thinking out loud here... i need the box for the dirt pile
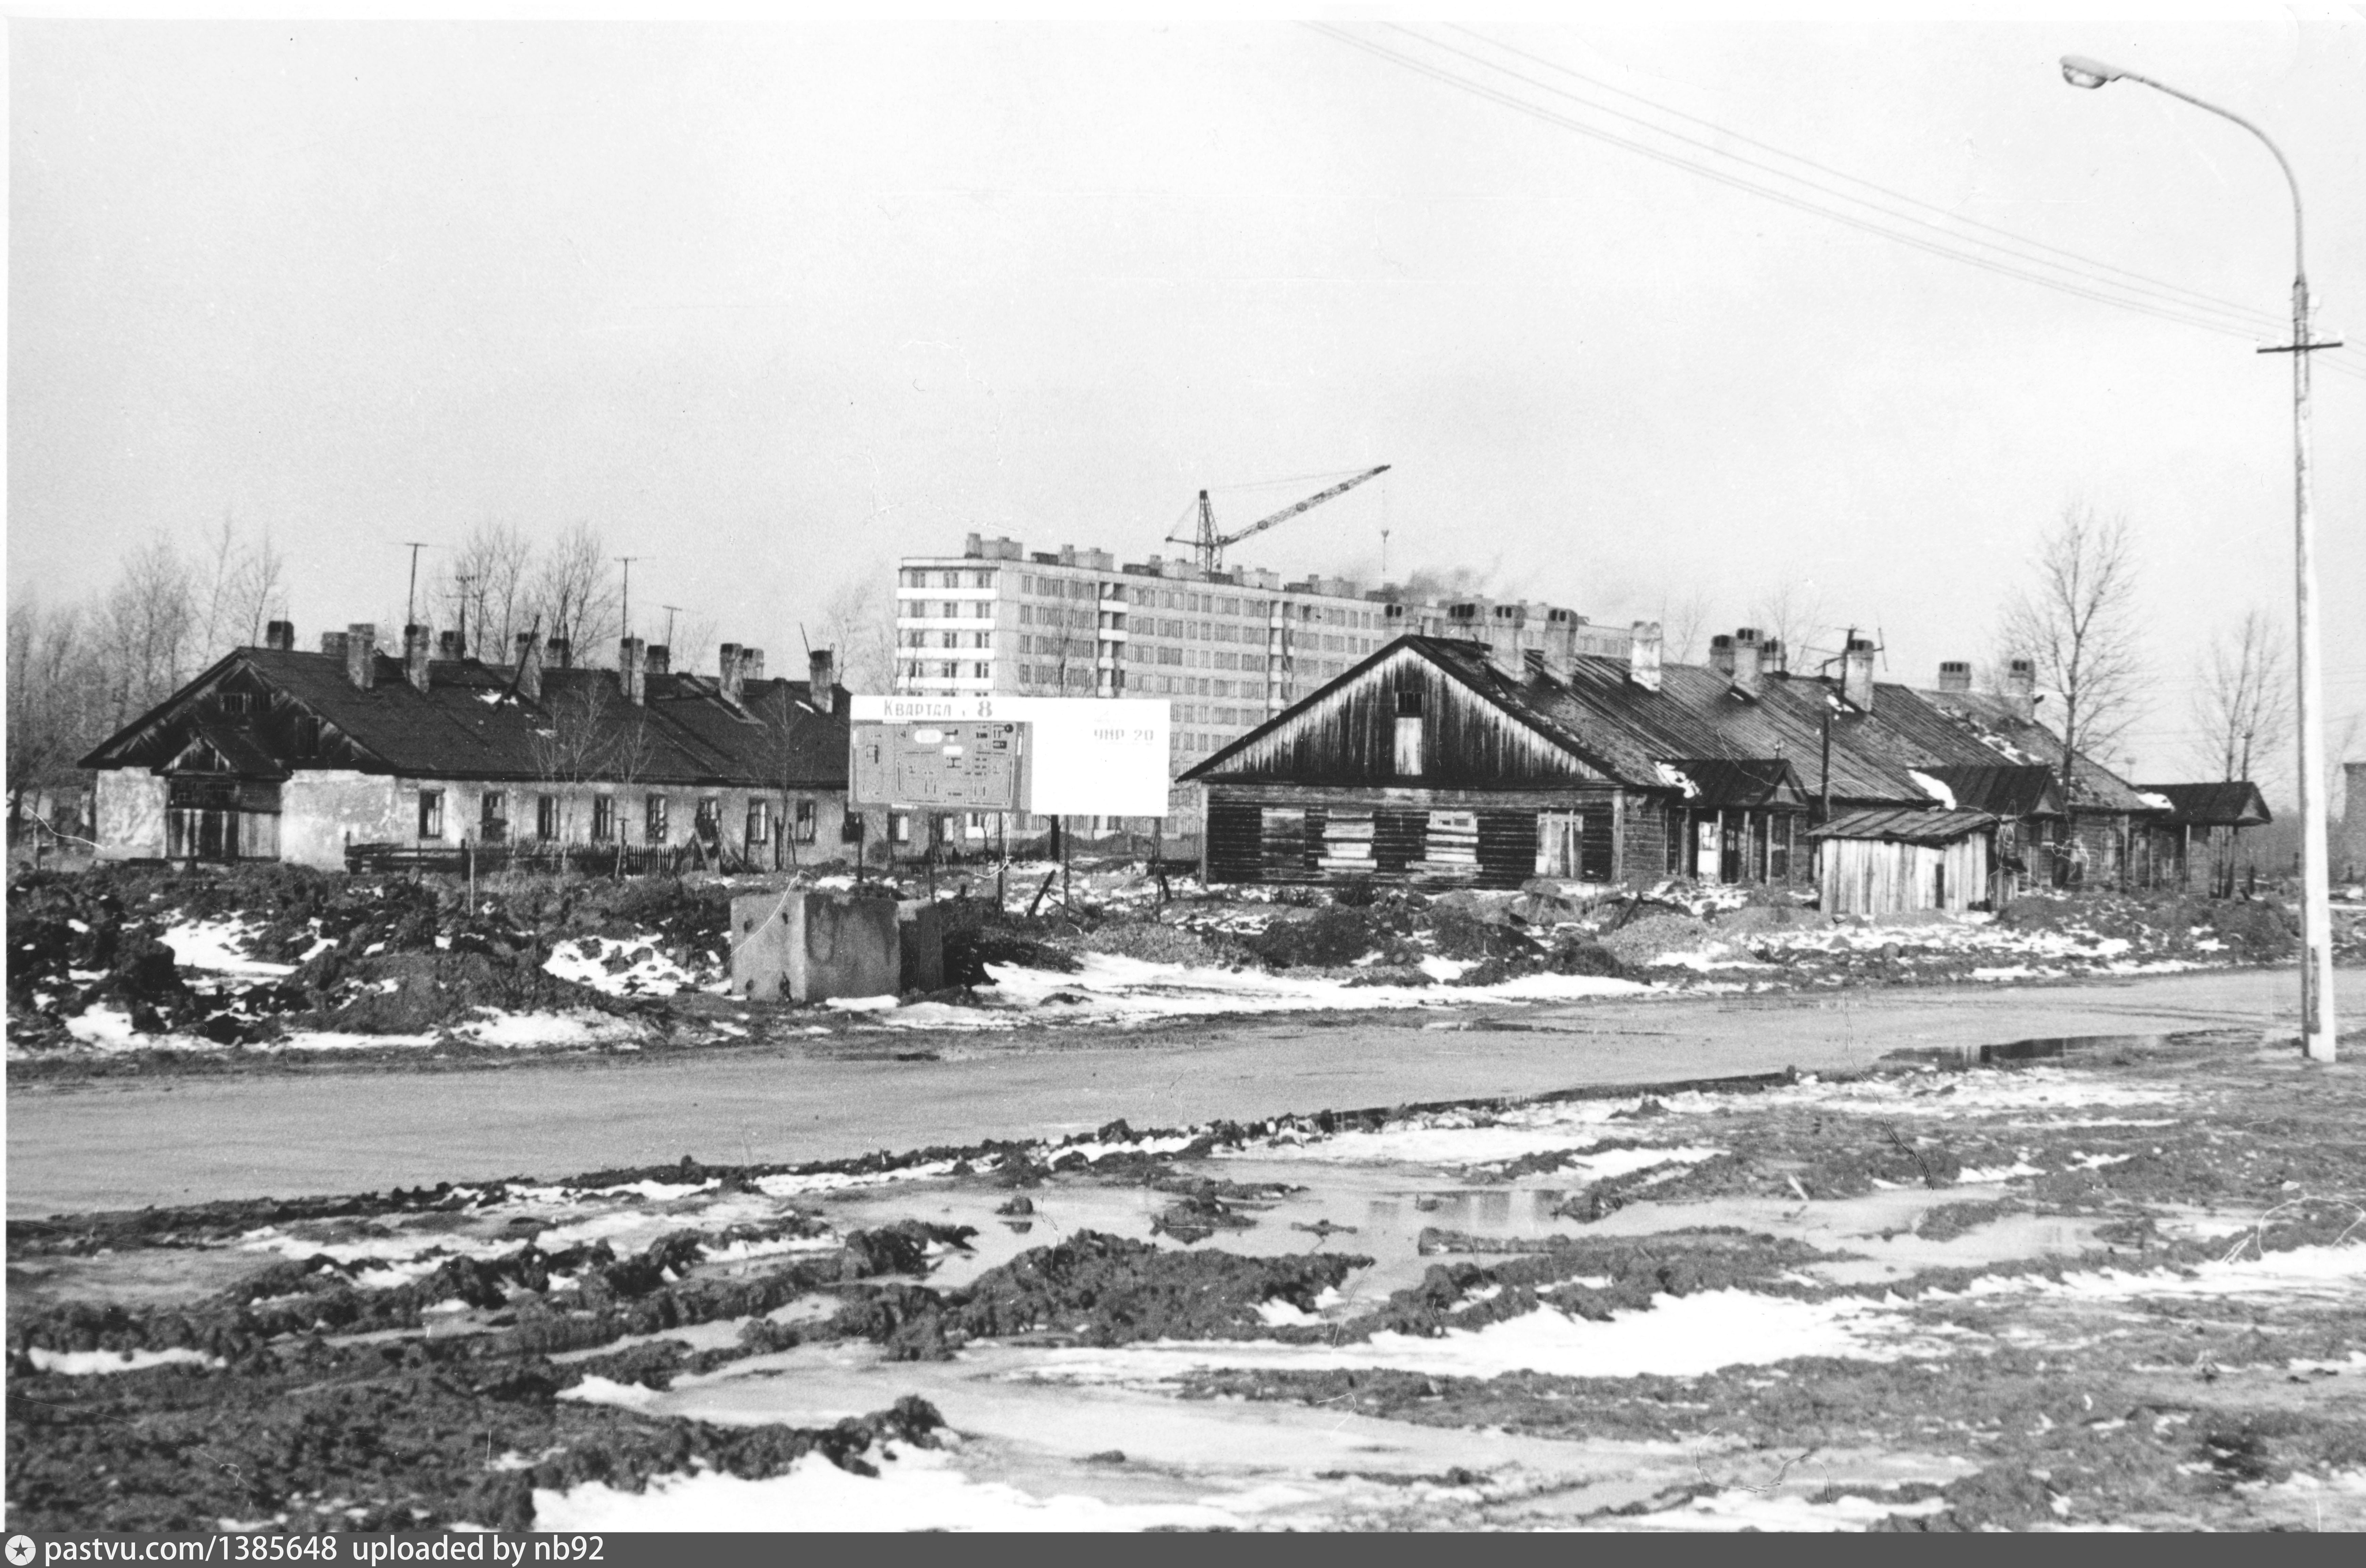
[1994,889,2296,962]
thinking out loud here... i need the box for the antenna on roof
[399,542,433,629]
[616,557,643,638]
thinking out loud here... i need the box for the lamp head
[2060,55,2122,89]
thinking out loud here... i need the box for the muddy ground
[11,860,2355,1086]
[9,1028,2363,1532]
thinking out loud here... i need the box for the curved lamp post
[2061,54,2339,1063]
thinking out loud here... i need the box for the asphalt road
[9,967,2360,1218]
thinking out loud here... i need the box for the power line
[1306,24,2366,386]
[1442,23,2324,346]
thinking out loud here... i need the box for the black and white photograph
[6,3,2365,1538]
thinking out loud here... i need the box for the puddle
[1884,1033,2169,1068]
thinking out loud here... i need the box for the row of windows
[899,630,995,649]
[905,600,994,620]
[897,661,995,681]
[417,789,818,846]
[1016,605,1104,629]
[900,569,998,590]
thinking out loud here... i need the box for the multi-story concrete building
[894,532,1629,835]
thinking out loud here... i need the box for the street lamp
[2060,55,2340,1063]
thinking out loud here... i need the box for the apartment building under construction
[894,532,1629,833]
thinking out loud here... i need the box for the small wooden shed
[1812,807,1997,917]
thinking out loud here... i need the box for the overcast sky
[10,12,2363,791]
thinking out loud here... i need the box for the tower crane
[1166,464,1390,575]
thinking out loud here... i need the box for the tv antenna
[400,542,433,629]
[616,556,643,639]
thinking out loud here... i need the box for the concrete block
[898,899,945,993]
[731,890,899,1003]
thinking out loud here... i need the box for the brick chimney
[646,644,670,677]
[1522,647,1549,683]
[403,624,432,692]
[1937,660,1972,693]
[718,643,742,705]
[437,630,463,660]
[1731,628,1763,691]
[619,637,646,706]
[1842,637,1877,712]
[514,631,542,701]
[346,624,377,690]
[265,620,295,652]
[546,636,571,669]
[742,647,764,682]
[2003,657,2037,721]
[1762,637,1787,677]
[1709,634,1736,677]
[1628,620,1663,693]
[807,649,833,712]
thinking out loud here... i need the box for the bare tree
[96,536,197,725]
[816,571,897,694]
[528,522,620,664]
[7,597,109,836]
[1997,503,2147,803]
[436,521,533,660]
[2189,608,2290,787]
[1750,577,1826,668]
[1658,587,1713,665]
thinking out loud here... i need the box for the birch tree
[1997,504,2147,803]
[2188,608,2290,787]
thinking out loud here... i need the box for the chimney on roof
[1937,660,1972,694]
[1843,637,1877,712]
[1628,620,1663,693]
[619,637,646,705]
[1731,627,1763,691]
[718,643,743,705]
[2003,657,2037,721]
[646,644,670,677]
[346,624,377,690]
[809,649,835,713]
[546,636,571,669]
[403,624,432,693]
[742,647,763,681]
[1762,637,1787,677]
[964,531,984,558]
[1522,648,1549,683]
[437,630,463,660]
[264,620,294,652]
[514,631,542,701]
[1709,634,1736,677]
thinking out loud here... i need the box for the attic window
[293,715,323,754]
[218,692,253,717]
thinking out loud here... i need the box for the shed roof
[1809,807,1999,844]
[2133,781,2273,828]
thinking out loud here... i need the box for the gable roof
[81,646,850,790]
[1184,634,2161,819]
[2134,781,2272,828]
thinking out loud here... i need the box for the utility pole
[2061,55,2341,1063]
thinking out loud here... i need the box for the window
[418,789,445,839]
[536,795,560,842]
[746,798,770,845]
[593,795,615,842]
[646,794,669,844]
[479,790,507,843]
[218,691,253,716]
[696,797,720,838]
[890,812,912,844]
[972,663,992,680]
[971,570,995,589]
[794,799,817,843]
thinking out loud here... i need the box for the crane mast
[1170,464,1392,574]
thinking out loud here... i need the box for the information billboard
[847,695,1171,817]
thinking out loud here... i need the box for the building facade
[81,621,867,871]
[895,532,1629,834]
